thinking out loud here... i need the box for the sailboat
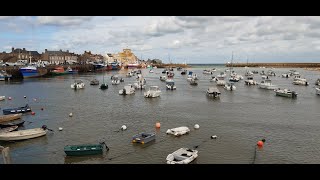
[100,74,108,90]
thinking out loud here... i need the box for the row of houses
[0,47,106,65]
[0,47,162,66]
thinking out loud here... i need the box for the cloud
[144,17,183,37]
[37,16,94,26]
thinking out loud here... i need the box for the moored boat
[0,96,5,101]
[274,88,297,98]
[19,65,47,78]
[132,132,155,144]
[316,87,320,95]
[144,86,161,98]
[0,125,48,141]
[0,126,18,134]
[166,126,190,136]
[206,87,221,98]
[64,142,109,156]
[3,104,31,115]
[90,79,99,85]
[166,148,198,164]
[0,113,22,123]
[0,120,25,128]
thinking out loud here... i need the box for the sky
[0,16,320,64]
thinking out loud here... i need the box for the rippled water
[0,66,319,164]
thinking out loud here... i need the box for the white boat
[0,96,5,101]
[245,70,253,76]
[126,72,134,77]
[293,79,309,86]
[315,79,320,86]
[71,80,85,89]
[216,79,226,86]
[203,70,213,75]
[274,88,298,98]
[259,79,277,90]
[166,126,190,136]
[119,84,135,95]
[217,72,226,78]
[166,148,198,164]
[316,87,320,95]
[293,75,307,81]
[282,73,291,78]
[0,127,47,141]
[149,69,154,73]
[160,76,167,81]
[144,86,161,98]
[134,78,146,89]
[111,79,120,85]
[166,79,176,90]
[189,78,198,86]
[206,87,221,98]
[244,76,257,85]
[224,82,236,91]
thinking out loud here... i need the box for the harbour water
[0,65,320,164]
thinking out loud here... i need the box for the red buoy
[257,141,264,147]
[31,112,35,115]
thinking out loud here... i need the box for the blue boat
[132,132,156,144]
[19,66,46,78]
[3,104,31,115]
[110,62,121,70]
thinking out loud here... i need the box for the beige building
[112,49,138,65]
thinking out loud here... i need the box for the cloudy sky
[0,16,320,63]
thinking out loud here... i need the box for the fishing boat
[51,66,67,76]
[259,79,277,90]
[66,66,78,74]
[206,87,221,98]
[0,120,25,128]
[90,79,99,85]
[100,75,108,90]
[119,84,135,95]
[0,96,5,101]
[166,126,190,136]
[144,86,161,98]
[181,70,187,75]
[0,125,48,141]
[244,76,257,85]
[132,132,155,144]
[166,79,176,90]
[224,82,236,91]
[0,113,22,123]
[3,104,31,115]
[19,65,47,78]
[316,87,320,95]
[189,78,198,86]
[160,76,167,81]
[166,148,198,164]
[64,142,109,156]
[0,126,18,134]
[71,80,85,89]
[274,88,297,98]
[315,78,320,86]
[293,79,309,86]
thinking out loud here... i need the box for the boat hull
[0,128,46,141]
[64,144,103,156]
[0,113,22,123]
[19,69,46,78]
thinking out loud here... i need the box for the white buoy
[211,135,217,139]
[24,96,27,98]
[59,127,63,131]
[121,125,127,130]
[69,113,73,117]
[194,124,200,129]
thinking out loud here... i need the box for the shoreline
[226,63,320,68]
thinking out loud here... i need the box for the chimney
[23,48,26,51]
[67,50,69,53]
[12,47,14,52]
[60,49,62,52]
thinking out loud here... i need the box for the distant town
[0,47,164,68]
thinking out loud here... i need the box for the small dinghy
[64,142,109,156]
[166,126,190,136]
[0,120,25,128]
[0,125,18,134]
[0,113,22,123]
[0,96,5,101]
[90,79,99,85]
[132,132,155,144]
[166,148,198,164]
[0,125,48,141]
[3,104,31,115]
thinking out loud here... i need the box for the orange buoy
[8,97,12,100]
[156,122,161,128]
[257,141,264,147]
[31,112,35,115]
